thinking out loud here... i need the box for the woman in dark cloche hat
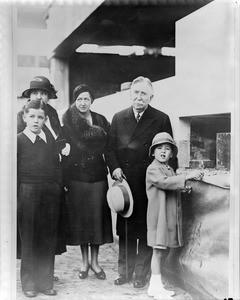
[62,84,113,281]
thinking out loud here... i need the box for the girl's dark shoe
[79,264,90,279]
[90,264,106,280]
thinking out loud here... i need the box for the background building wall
[91,0,234,169]
[46,1,104,56]
[92,0,234,132]
[16,3,51,111]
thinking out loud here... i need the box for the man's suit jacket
[106,105,173,239]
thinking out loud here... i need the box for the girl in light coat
[146,132,202,300]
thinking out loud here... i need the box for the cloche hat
[107,179,134,218]
[73,84,95,102]
[149,132,178,158]
[22,76,58,99]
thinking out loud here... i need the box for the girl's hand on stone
[186,170,203,181]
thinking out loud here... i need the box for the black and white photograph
[0,0,239,299]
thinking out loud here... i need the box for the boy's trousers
[18,182,61,292]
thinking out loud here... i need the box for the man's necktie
[136,113,141,122]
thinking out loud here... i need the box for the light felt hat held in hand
[107,179,134,218]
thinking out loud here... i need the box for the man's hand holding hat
[113,168,127,182]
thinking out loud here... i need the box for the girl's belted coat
[146,159,186,248]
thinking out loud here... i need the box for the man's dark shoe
[133,276,146,288]
[114,274,128,285]
[23,290,37,298]
[43,289,57,296]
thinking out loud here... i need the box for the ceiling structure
[51,0,214,99]
[53,0,213,58]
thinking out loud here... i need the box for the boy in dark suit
[17,100,61,297]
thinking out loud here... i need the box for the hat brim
[22,88,58,99]
[107,179,134,218]
[149,141,178,158]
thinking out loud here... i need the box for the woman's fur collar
[62,104,107,154]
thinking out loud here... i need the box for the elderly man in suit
[106,76,173,288]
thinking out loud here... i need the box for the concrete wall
[91,0,234,149]
[165,179,230,299]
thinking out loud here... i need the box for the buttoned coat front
[146,159,186,248]
[106,105,173,239]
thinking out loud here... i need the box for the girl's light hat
[149,132,178,158]
[107,179,134,218]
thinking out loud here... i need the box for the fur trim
[62,104,107,155]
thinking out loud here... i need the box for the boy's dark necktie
[35,135,42,143]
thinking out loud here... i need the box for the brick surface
[216,133,231,170]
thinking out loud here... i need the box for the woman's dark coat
[62,104,110,183]
[106,105,173,239]
[61,105,112,244]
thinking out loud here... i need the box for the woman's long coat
[62,105,110,183]
[106,105,173,239]
[146,159,185,248]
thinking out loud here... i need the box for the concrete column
[177,117,191,168]
[0,3,16,300]
[49,57,69,111]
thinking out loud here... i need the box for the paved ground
[17,242,193,300]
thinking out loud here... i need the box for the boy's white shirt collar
[23,127,47,143]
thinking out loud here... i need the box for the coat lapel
[129,105,156,143]
[123,107,138,136]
